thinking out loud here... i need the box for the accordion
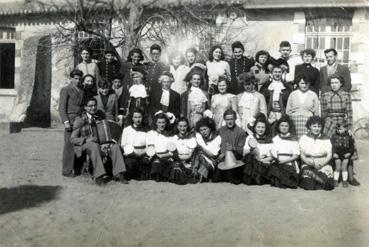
[92,120,122,144]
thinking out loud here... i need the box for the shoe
[115,173,128,184]
[334,180,339,187]
[95,176,109,186]
[62,172,76,178]
[348,178,360,186]
[342,181,349,188]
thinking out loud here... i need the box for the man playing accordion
[71,98,128,185]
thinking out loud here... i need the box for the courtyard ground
[0,130,368,247]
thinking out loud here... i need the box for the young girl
[210,76,238,129]
[169,117,198,185]
[180,70,210,129]
[128,68,149,116]
[331,121,356,187]
[268,115,300,188]
[243,113,273,185]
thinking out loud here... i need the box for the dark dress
[145,61,170,97]
[228,56,255,95]
[266,134,300,189]
[294,63,320,95]
[243,135,273,185]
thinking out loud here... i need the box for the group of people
[59,40,360,189]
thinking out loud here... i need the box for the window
[0,27,16,89]
[304,8,354,68]
[0,43,15,89]
[305,21,352,67]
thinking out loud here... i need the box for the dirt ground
[0,130,368,247]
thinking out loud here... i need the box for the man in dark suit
[145,44,170,97]
[59,69,85,177]
[150,71,180,119]
[320,48,351,93]
[98,48,120,83]
[71,98,128,185]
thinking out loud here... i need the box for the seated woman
[210,76,239,129]
[180,70,210,129]
[168,117,198,185]
[193,117,221,182]
[146,112,174,182]
[121,108,150,180]
[299,116,334,190]
[243,113,273,185]
[94,79,117,121]
[267,115,300,189]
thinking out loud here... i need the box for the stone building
[0,0,368,134]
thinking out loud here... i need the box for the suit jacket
[294,63,320,95]
[94,93,117,121]
[150,88,180,118]
[259,79,292,114]
[59,84,85,124]
[320,63,351,93]
[228,56,255,94]
[98,59,120,82]
[70,110,106,157]
[145,61,170,96]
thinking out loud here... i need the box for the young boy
[331,121,356,187]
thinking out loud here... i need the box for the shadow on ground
[0,185,62,215]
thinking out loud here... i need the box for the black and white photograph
[0,0,369,246]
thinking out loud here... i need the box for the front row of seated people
[72,95,356,189]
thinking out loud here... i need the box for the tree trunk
[121,1,143,59]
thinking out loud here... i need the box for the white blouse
[195,133,221,157]
[206,60,230,85]
[146,130,171,154]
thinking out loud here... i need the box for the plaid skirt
[323,116,345,138]
[267,163,299,189]
[290,115,309,140]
